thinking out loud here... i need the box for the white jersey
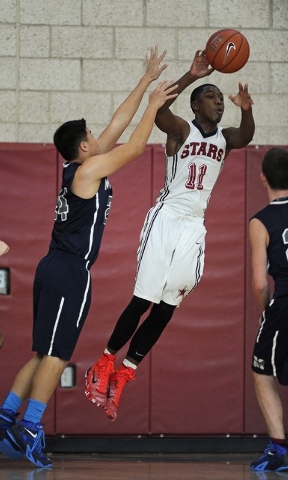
[156,120,227,217]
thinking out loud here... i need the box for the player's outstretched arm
[0,329,4,348]
[155,49,213,134]
[73,81,178,198]
[97,46,168,154]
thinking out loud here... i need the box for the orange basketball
[205,29,250,74]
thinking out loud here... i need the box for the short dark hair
[53,118,88,161]
[190,83,219,110]
[262,148,288,190]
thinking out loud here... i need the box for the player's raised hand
[144,45,168,81]
[190,49,214,78]
[228,82,254,110]
[149,80,178,109]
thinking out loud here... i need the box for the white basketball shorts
[134,204,206,306]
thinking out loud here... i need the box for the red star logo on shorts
[177,286,189,298]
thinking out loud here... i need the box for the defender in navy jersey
[86,48,255,422]
[51,164,112,265]
[0,46,178,468]
[249,148,288,472]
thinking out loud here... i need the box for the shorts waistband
[48,248,92,270]
[160,204,204,223]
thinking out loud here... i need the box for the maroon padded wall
[0,143,57,434]
[1,143,287,437]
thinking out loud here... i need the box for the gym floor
[1,453,287,480]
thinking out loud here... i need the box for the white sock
[104,348,114,356]
[123,359,137,370]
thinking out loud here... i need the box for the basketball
[205,29,250,74]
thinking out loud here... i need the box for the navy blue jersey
[251,198,288,297]
[49,162,113,267]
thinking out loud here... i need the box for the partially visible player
[0,240,9,349]
[249,148,288,472]
[0,240,9,256]
[85,48,255,422]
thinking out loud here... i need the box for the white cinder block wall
[0,0,287,145]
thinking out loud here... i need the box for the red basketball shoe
[105,364,136,421]
[85,353,116,408]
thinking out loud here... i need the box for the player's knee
[130,295,151,315]
[156,301,176,323]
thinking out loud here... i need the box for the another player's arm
[249,218,270,311]
[0,240,9,256]
[223,82,255,152]
[96,46,168,154]
[72,81,178,198]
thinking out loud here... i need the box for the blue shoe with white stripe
[251,442,288,471]
[7,420,52,468]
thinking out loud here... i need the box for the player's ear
[191,100,199,112]
[79,140,88,153]
[260,172,268,187]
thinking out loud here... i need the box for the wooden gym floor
[1,453,288,480]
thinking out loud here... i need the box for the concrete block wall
[0,0,287,145]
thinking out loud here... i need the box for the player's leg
[29,355,68,405]
[85,295,151,406]
[84,206,167,407]
[7,355,67,468]
[5,353,43,403]
[162,219,206,305]
[134,206,177,304]
[0,354,43,460]
[105,300,176,421]
[107,296,152,353]
[8,253,90,468]
[126,300,176,363]
[253,373,284,439]
[250,372,288,471]
[104,210,188,420]
[251,297,288,471]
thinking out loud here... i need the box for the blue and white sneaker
[251,442,288,471]
[7,420,52,468]
[0,408,23,460]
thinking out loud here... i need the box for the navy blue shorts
[251,294,288,385]
[32,250,92,360]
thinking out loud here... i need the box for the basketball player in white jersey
[85,49,255,421]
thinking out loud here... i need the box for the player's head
[53,118,88,161]
[190,84,224,124]
[190,84,222,112]
[262,148,288,190]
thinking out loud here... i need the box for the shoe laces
[97,355,114,381]
[31,428,45,454]
[109,368,135,406]
[22,422,46,454]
